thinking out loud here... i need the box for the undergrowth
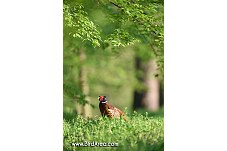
[63,112,164,151]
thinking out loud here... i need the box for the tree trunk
[143,60,159,111]
[133,57,160,112]
[77,49,92,117]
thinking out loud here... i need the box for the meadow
[63,111,164,151]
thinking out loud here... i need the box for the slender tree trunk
[77,49,92,117]
[133,57,160,111]
[143,60,159,111]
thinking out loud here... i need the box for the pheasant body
[98,96,126,120]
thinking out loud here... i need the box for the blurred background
[63,0,164,118]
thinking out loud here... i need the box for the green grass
[63,112,164,151]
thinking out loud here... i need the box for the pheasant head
[99,95,107,103]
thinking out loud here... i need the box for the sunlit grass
[63,111,164,151]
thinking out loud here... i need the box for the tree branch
[109,1,122,9]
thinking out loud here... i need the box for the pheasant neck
[100,101,107,104]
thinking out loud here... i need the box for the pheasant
[98,96,126,121]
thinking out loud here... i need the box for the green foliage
[63,4,102,47]
[63,0,164,51]
[63,112,164,151]
[105,29,139,47]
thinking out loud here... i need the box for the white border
[165,0,227,151]
[0,1,63,151]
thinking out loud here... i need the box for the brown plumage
[98,96,126,121]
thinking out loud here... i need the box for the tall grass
[63,111,164,151]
